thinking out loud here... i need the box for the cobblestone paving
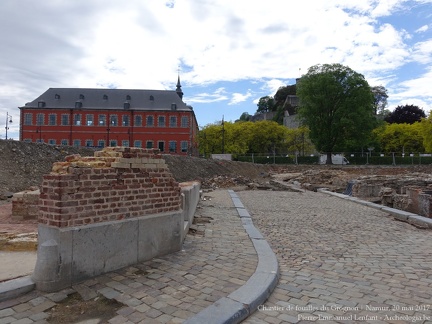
[0,190,257,324]
[238,190,432,324]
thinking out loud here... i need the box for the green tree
[297,63,375,164]
[374,123,425,153]
[371,85,388,115]
[384,104,426,124]
[248,120,288,153]
[198,120,292,156]
[272,84,297,124]
[237,112,252,122]
[285,126,314,156]
[419,115,432,152]
[256,96,275,113]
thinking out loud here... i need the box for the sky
[1,0,431,140]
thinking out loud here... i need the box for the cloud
[229,90,253,105]
[389,66,432,112]
[186,88,229,104]
[415,25,429,33]
[411,39,432,64]
[1,0,432,138]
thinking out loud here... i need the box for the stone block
[71,220,139,283]
[138,212,182,262]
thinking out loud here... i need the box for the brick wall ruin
[38,147,181,228]
[32,146,200,292]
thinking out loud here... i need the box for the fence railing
[233,152,432,165]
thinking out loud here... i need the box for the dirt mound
[0,140,285,197]
[162,154,281,184]
[2,139,432,196]
[0,140,95,195]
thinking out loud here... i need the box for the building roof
[21,88,193,112]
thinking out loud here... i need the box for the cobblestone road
[238,189,432,323]
[0,190,257,324]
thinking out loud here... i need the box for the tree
[272,85,297,125]
[238,112,252,122]
[256,96,275,113]
[371,85,388,115]
[385,104,426,124]
[374,123,425,153]
[297,63,375,164]
[419,115,432,152]
[198,120,293,156]
[285,126,314,156]
[248,120,288,154]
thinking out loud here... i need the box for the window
[123,102,130,109]
[158,116,165,127]
[103,94,108,100]
[134,140,142,148]
[149,95,154,101]
[99,115,106,126]
[61,139,68,146]
[48,139,56,145]
[126,95,131,100]
[122,140,129,147]
[169,141,177,153]
[169,116,177,127]
[38,101,45,108]
[146,141,153,149]
[122,115,130,126]
[79,94,85,100]
[55,94,60,99]
[181,116,189,128]
[36,138,44,143]
[74,114,82,126]
[48,114,56,126]
[24,113,32,125]
[61,114,69,126]
[73,139,80,147]
[98,140,105,148]
[171,103,177,111]
[146,115,154,127]
[158,141,165,152]
[181,141,188,153]
[36,113,44,125]
[109,140,117,147]
[86,114,94,126]
[75,101,82,108]
[110,115,118,126]
[24,138,32,143]
[85,140,94,147]
[135,115,142,127]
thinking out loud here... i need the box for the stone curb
[184,190,279,324]
[317,188,432,229]
[0,276,35,302]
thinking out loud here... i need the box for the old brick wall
[12,189,40,220]
[39,147,181,228]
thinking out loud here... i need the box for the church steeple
[176,74,184,100]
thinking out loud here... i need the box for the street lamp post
[36,125,42,142]
[5,112,12,140]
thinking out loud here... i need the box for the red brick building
[19,78,199,155]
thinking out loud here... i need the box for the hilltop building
[19,77,199,155]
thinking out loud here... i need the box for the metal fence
[234,152,432,165]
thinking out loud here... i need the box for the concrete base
[32,211,183,292]
[180,182,201,241]
[30,181,201,293]
[0,277,35,302]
